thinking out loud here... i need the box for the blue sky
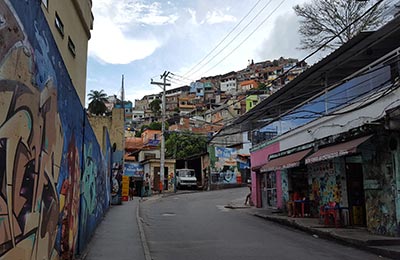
[85,0,315,106]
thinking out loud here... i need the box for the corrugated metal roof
[219,15,400,136]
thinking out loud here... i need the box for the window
[55,12,64,37]
[68,36,76,57]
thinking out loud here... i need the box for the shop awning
[305,135,372,164]
[260,149,312,172]
[251,165,263,171]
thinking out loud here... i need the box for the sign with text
[124,162,144,178]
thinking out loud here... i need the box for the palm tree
[88,89,108,115]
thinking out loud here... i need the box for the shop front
[259,148,312,210]
[304,135,373,227]
[250,141,280,208]
[124,161,145,197]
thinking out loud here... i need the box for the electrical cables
[182,0,265,77]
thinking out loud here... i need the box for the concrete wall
[0,1,110,258]
[362,134,398,236]
[88,108,125,153]
[276,81,400,151]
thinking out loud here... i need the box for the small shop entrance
[346,163,366,226]
[261,171,277,208]
[288,167,308,199]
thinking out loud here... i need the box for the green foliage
[88,89,108,115]
[165,131,207,159]
[149,98,161,117]
[149,122,162,130]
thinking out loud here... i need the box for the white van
[176,169,197,189]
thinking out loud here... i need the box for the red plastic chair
[320,202,339,227]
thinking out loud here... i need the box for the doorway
[154,167,160,191]
[261,171,277,208]
[346,163,366,226]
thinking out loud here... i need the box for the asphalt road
[140,187,385,260]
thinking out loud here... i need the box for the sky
[86,0,318,106]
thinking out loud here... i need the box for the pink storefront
[250,142,280,208]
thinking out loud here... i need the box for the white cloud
[89,0,178,64]
[187,8,198,25]
[89,16,161,64]
[204,10,237,24]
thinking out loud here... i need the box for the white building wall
[277,88,400,151]
[220,79,237,92]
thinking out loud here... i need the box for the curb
[137,202,152,260]
[252,213,400,259]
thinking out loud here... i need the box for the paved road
[140,188,385,260]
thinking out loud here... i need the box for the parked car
[176,169,197,189]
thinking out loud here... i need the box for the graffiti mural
[111,163,123,205]
[210,146,239,184]
[0,0,111,259]
[307,160,342,207]
[363,138,398,236]
[78,120,110,252]
[0,2,63,259]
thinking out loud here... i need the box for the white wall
[277,88,400,151]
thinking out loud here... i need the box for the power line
[182,0,265,77]
[170,72,196,83]
[167,74,191,85]
[215,56,397,138]
[225,0,386,129]
[185,0,274,79]
[199,0,287,77]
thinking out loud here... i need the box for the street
[140,188,385,260]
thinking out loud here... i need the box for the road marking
[162,213,176,216]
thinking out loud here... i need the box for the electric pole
[150,71,171,192]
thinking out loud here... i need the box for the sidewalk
[226,201,400,259]
[82,199,146,260]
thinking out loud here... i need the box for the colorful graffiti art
[211,146,239,184]
[1,1,111,259]
[0,2,64,259]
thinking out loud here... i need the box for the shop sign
[124,162,144,178]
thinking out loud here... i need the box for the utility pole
[150,71,171,192]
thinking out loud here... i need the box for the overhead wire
[214,59,397,138]
[227,0,386,129]
[187,0,276,79]
[199,0,287,77]
[182,0,265,77]
[162,0,388,140]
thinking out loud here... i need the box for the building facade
[250,16,400,236]
[41,0,93,105]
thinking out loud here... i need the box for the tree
[149,98,161,117]
[165,131,207,160]
[88,89,108,115]
[294,0,389,51]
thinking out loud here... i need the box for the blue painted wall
[0,1,111,259]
